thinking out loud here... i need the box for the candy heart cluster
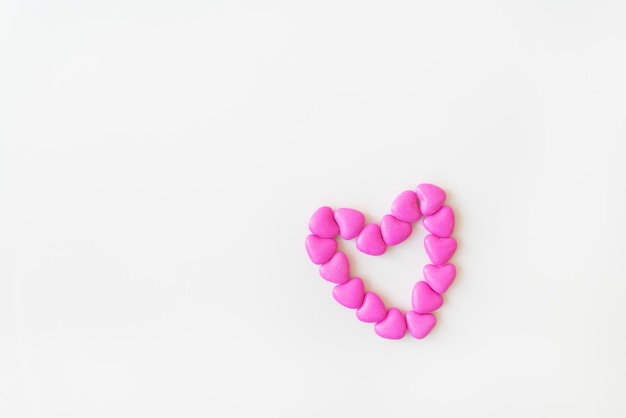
[305,183,457,340]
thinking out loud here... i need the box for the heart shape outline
[305,183,458,340]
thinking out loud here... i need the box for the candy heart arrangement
[305,183,457,340]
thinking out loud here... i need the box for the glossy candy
[305,183,458,340]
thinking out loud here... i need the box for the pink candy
[423,205,455,237]
[423,264,456,294]
[332,277,365,309]
[411,281,443,313]
[415,183,446,216]
[308,206,339,238]
[305,183,458,340]
[424,234,457,265]
[334,208,365,240]
[305,234,337,265]
[356,292,387,323]
[406,312,437,339]
[319,252,350,284]
[380,214,412,246]
[390,190,421,222]
[374,308,407,340]
[356,224,386,255]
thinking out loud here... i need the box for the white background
[1,1,625,417]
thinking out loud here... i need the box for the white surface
[1,1,626,417]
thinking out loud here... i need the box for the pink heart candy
[374,308,407,340]
[406,312,437,339]
[423,205,455,238]
[356,292,387,323]
[319,252,350,284]
[334,208,365,240]
[332,277,365,309]
[411,281,443,313]
[423,263,456,294]
[309,206,340,238]
[356,224,386,256]
[305,183,458,340]
[305,234,337,265]
[415,183,446,216]
[380,214,412,246]
[390,190,421,223]
[424,234,457,265]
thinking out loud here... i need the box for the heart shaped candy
[380,214,412,246]
[356,292,387,323]
[332,277,365,309]
[319,252,350,284]
[390,190,421,222]
[356,224,386,256]
[406,312,437,339]
[423,264,456,294]
[305,183,458,340]
[374,308,407,340]
[423,205,455,238]
[411,281,443,313]
[334,208,365,240]
[415,183,446,216]
[305,234,337,265]
[424,235,457,265]
[309,206,339,238]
